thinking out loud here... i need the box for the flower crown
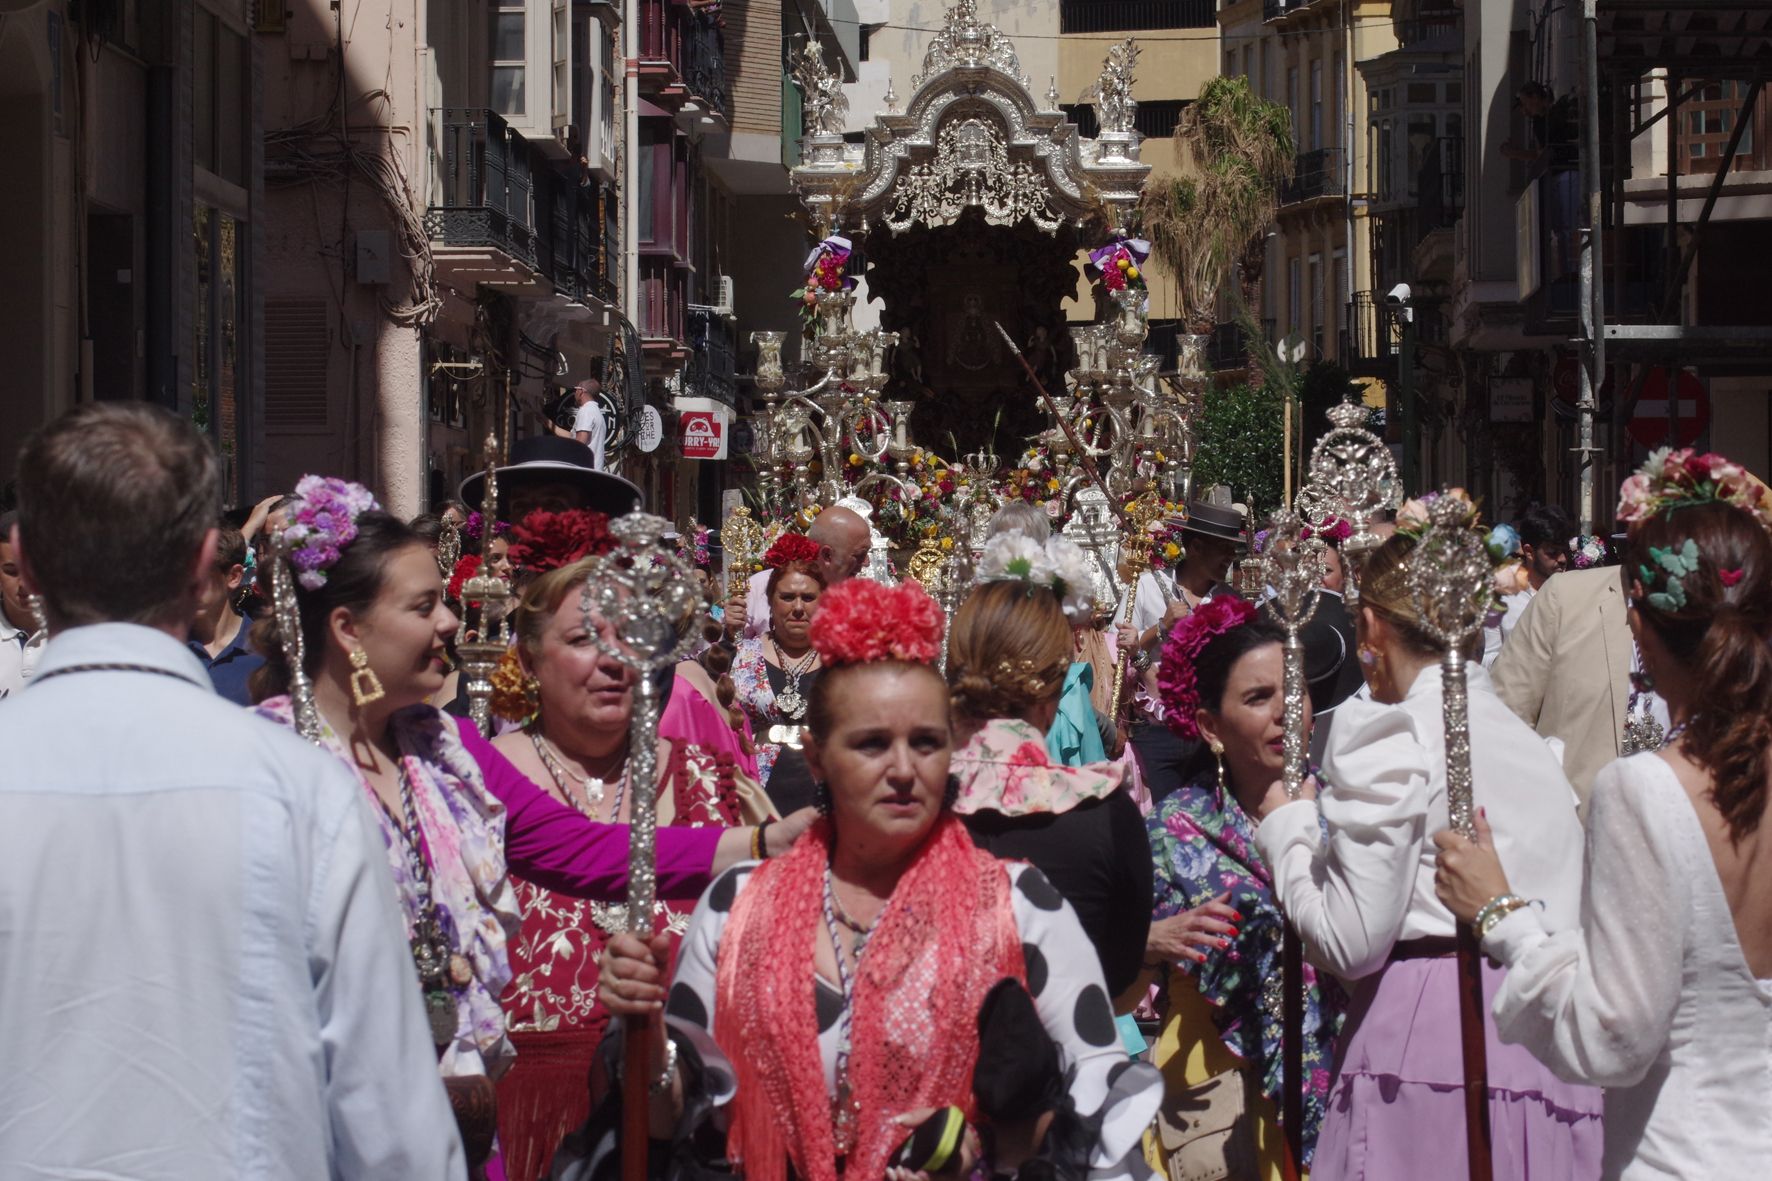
[763,532,823,569]
[1156,596,1259,740]
[808,579,945,666]
[1570,534,1609,570]
[976,533,1096,625]
[1617,447,1772,533]
[277,475,380,590]
[505,509,617,574]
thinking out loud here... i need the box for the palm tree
[1139,76,1294,331]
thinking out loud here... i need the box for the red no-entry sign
[1628,367,1709,449]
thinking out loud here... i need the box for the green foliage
[1193,381,1287,516]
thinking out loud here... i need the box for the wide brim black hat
[1181,500,1249,545]
[458,435,643,519]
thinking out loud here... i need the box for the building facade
[0,0,265,505]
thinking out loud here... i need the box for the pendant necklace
[822,866,885,1155]
[532,730,627,816]
[1621,643,1666,757]
[372,763,472,1047]
[772,636,818,721]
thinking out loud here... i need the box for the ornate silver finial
[579,513,705,933]
[1094,39,1140,136]
[1295,395,1401,599]
[1406,495,1493,838]
[792,41,848,136]
[914,0,1028,89]
[883,76,899,115]
[1046,75,1061,110]
[1257,509,1326,800]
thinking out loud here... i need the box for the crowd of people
[1,400,1767,1181]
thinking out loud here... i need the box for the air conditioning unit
[712,274,736,318]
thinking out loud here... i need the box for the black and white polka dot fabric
[666,860,1161,1180]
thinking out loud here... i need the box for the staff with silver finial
[1255,506,1326,1174]
[1295,396,1401,606]
[269,538,324,743]
[1406,492,1498,1181]
[578,512,704,1181]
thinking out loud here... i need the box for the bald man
[737,505,871,640]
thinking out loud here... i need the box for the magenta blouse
[457,724,724,901]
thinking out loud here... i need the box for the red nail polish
[1227,927,1240,938]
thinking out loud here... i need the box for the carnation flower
[762,532,822,569]
[277,475,380,589]
[1156,596,1259,740]
[808,579,945,666]
[447,553,483,603]
[978,533,1053,585]
[1043,535,1097,626]
[505,509,617,574]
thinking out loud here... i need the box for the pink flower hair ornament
[276,475,381,590]
[1156,596,1260,741]
[1617,447,1772,534]
[808,579,945,667]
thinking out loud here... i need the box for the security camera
[1385,283,1412,305]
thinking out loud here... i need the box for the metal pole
[1575,0,1606,533]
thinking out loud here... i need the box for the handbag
[1153,1067,1259,1181]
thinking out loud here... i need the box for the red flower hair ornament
[505,509,617,574]
[763,532,823,569]
[446,553,483,603]
[808,579,945,667]
[1157,596,1261,740]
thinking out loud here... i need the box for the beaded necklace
[822,866,885,1154]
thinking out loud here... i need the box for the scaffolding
[1575,1,1772,529]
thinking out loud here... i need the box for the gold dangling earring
[1210,740,1227,794]
[349,647,386,706]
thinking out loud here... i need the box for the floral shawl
[950,717,1122,817]
[1147,772,1346,1162]
[257,697,521,1079]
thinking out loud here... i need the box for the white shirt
[572,399,608,471]
[743,567,771,640]
[0,623,465,1180]
[1486,755,1772,1178]
[1256,661,1586,982]
[1128,568,1174,638]
[0,605,38,700]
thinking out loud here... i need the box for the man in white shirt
[0,510,42,699]
[1,403,463,1179]
[564,379,609,470]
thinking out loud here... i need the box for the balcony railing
[639,258,687,342]
[687,306,738,407]
[1059,0,1214,33]
[1395,8,1459,46]
[1283,147,1345,205]
[1341,291,1396,373]
[427,108,538,268]
[1415,135,1464,231]
[426,109,618,305]
[637,0,727,117]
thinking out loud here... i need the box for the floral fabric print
[950,717,1122,817]
[732,637,786,784]
[1147,773,1347,1163]
[503,744,741,1039]
[257,698,521,1079]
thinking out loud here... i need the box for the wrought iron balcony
[637,0,727,118]
[1395,7,1460,46]
[1341,291,1397,377]
[1059,0,1214,33]
[1283,147,1345,206]
[687,306,738,408]
[426,109,538,270]
[536,172,619,309]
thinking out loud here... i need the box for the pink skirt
[1312,953,1604,1180]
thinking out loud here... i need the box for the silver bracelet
[1473,893,1530,940]
[648,1033,679,1095]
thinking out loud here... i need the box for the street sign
[1488,376,1535,423]
[635,405,664,453]
[1627,367,1709,449]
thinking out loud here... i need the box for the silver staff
[269,536,323,743]
[1257,508,1326,800]
[1405,491,1497,1181]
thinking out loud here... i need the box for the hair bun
[808,579,945,667]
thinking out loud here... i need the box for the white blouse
[1484,754,1772,1179]
[1256,661,1586,981]
[666,859,1161,1180]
